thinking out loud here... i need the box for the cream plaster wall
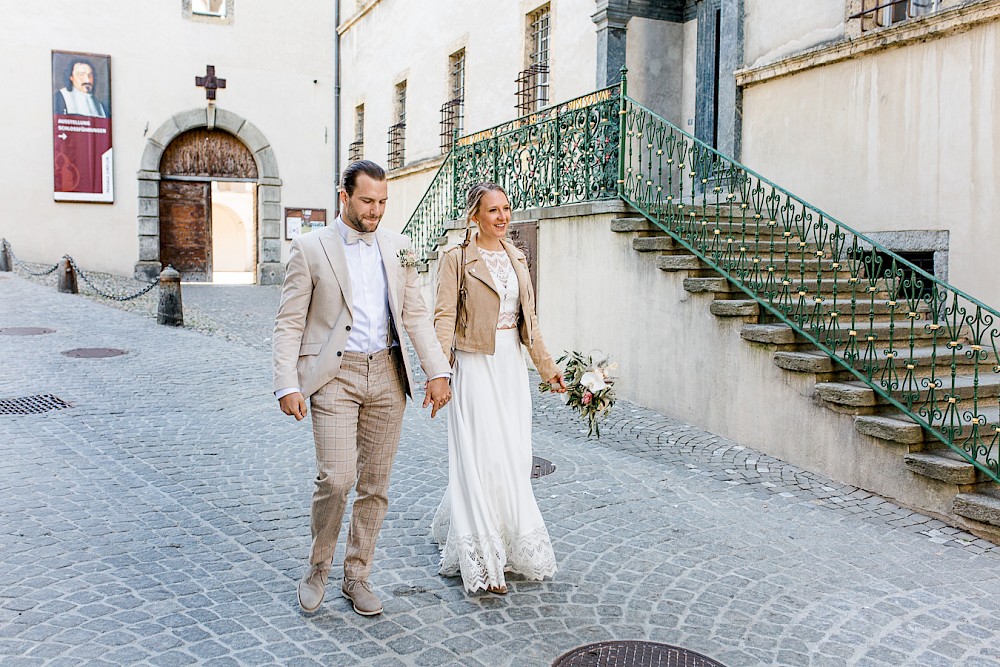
[741,22,1000,305]
[743,0,845,68]
[2,0,336,275]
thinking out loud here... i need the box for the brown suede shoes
[297,564,329,613]
[342,579,383,616]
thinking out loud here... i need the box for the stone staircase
[611,210,1000,542]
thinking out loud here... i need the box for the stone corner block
[138,236,160,262]
[134,261,162,282]
[255,147,279,177]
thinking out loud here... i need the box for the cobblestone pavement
[2,273,1000,667]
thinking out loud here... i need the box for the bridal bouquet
[539,350,617,438]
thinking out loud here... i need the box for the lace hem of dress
[433,511,557,592]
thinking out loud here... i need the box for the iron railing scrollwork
[402,86,620,260]
[617,71,1000,484]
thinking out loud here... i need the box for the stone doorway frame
[134,108,283,285]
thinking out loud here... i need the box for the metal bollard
[57,257,78,294]
[0,239,11,272]
[157,266,183,326]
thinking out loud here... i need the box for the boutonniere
[397,248,419,267]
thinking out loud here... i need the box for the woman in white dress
[431,183,567,594]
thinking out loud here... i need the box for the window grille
[388,82,406,169]
[518,5,550,113]
[851,0,940,31]
[349,105,364,162]
[440,50,466,153]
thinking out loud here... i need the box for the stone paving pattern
[2,272,1000,666]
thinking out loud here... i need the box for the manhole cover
[553,642,727,667]
[61,348,128,358]
[0,327,55,335]
[531,456,555,479]
[0,394,74,415]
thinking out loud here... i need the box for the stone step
[904,450,979,485]
[815,373,1000,408]
[773,350,835,373]
[734,277,892,297]
[741,323,798,345]
[954,489,1000,528]
[710,299,760,317]
[632,236,680,252]
[742,321,942,350]
[683,277,737,294]
[657,255,709,272]
[855,414,926,444]
[611,217,659,233]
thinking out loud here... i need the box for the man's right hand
[279,392,308,421]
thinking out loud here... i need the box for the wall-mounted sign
[285,208,327,240]
[52,50,113,203]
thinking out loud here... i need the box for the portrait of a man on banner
[51,50,114,202]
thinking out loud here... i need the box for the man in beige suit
[273,160,451,616]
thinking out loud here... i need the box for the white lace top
[480,248,520,329]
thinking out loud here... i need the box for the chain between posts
[2,239,159,301]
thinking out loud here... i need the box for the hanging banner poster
[52,51,114,202]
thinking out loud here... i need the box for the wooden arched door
[158,129,258,282]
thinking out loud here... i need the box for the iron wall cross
[195,65,227,100]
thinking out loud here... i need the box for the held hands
[547,373,568,393]
[279,392,309,421]
[423,377,452,418]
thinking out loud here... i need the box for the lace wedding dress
[431,248,557,592]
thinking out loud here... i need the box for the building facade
[3,1,338,284]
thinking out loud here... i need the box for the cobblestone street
[2,274,1000,666]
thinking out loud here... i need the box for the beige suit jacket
[272,224,450,399]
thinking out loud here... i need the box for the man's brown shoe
[342,579,383,616]
[297,565,329,613]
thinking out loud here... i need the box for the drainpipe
[334,0,341,212]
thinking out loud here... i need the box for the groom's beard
[342,201,382,233]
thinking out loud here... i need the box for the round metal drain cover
[61,348,128,359]
[531,456,555,479]
[553,641,727,667]
[0,327,55,336]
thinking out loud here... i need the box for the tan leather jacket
[434,234,559,381]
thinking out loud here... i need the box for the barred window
[517,5,550,115]
[440,49,466,153]
[388,82,406,169]
[349,105,364,163]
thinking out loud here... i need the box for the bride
[431,182,567,594]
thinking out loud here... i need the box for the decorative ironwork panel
[347,140,363,163]
[619,79,1000,484]
[403,87,619,265]
[440,98,463,154]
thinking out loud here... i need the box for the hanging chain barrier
[2,238,59,276]
[615,68,1000,484]
[2,239,159,301]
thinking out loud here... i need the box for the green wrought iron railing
[402,86,620,258]
[616,71,1000,484]
[401,70,1000,485]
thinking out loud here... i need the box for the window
[192,0,227,17]
[440,49,466,153]
[388,82,406,169]
[517,5,550,114]
[854,0,940,32]
[349,105,364,162]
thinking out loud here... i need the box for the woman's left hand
[547,373,567,393]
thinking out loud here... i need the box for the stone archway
[134,108,284,285]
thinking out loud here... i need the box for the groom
[273,160,452,616]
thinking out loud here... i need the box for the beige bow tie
[346,227,376,246]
